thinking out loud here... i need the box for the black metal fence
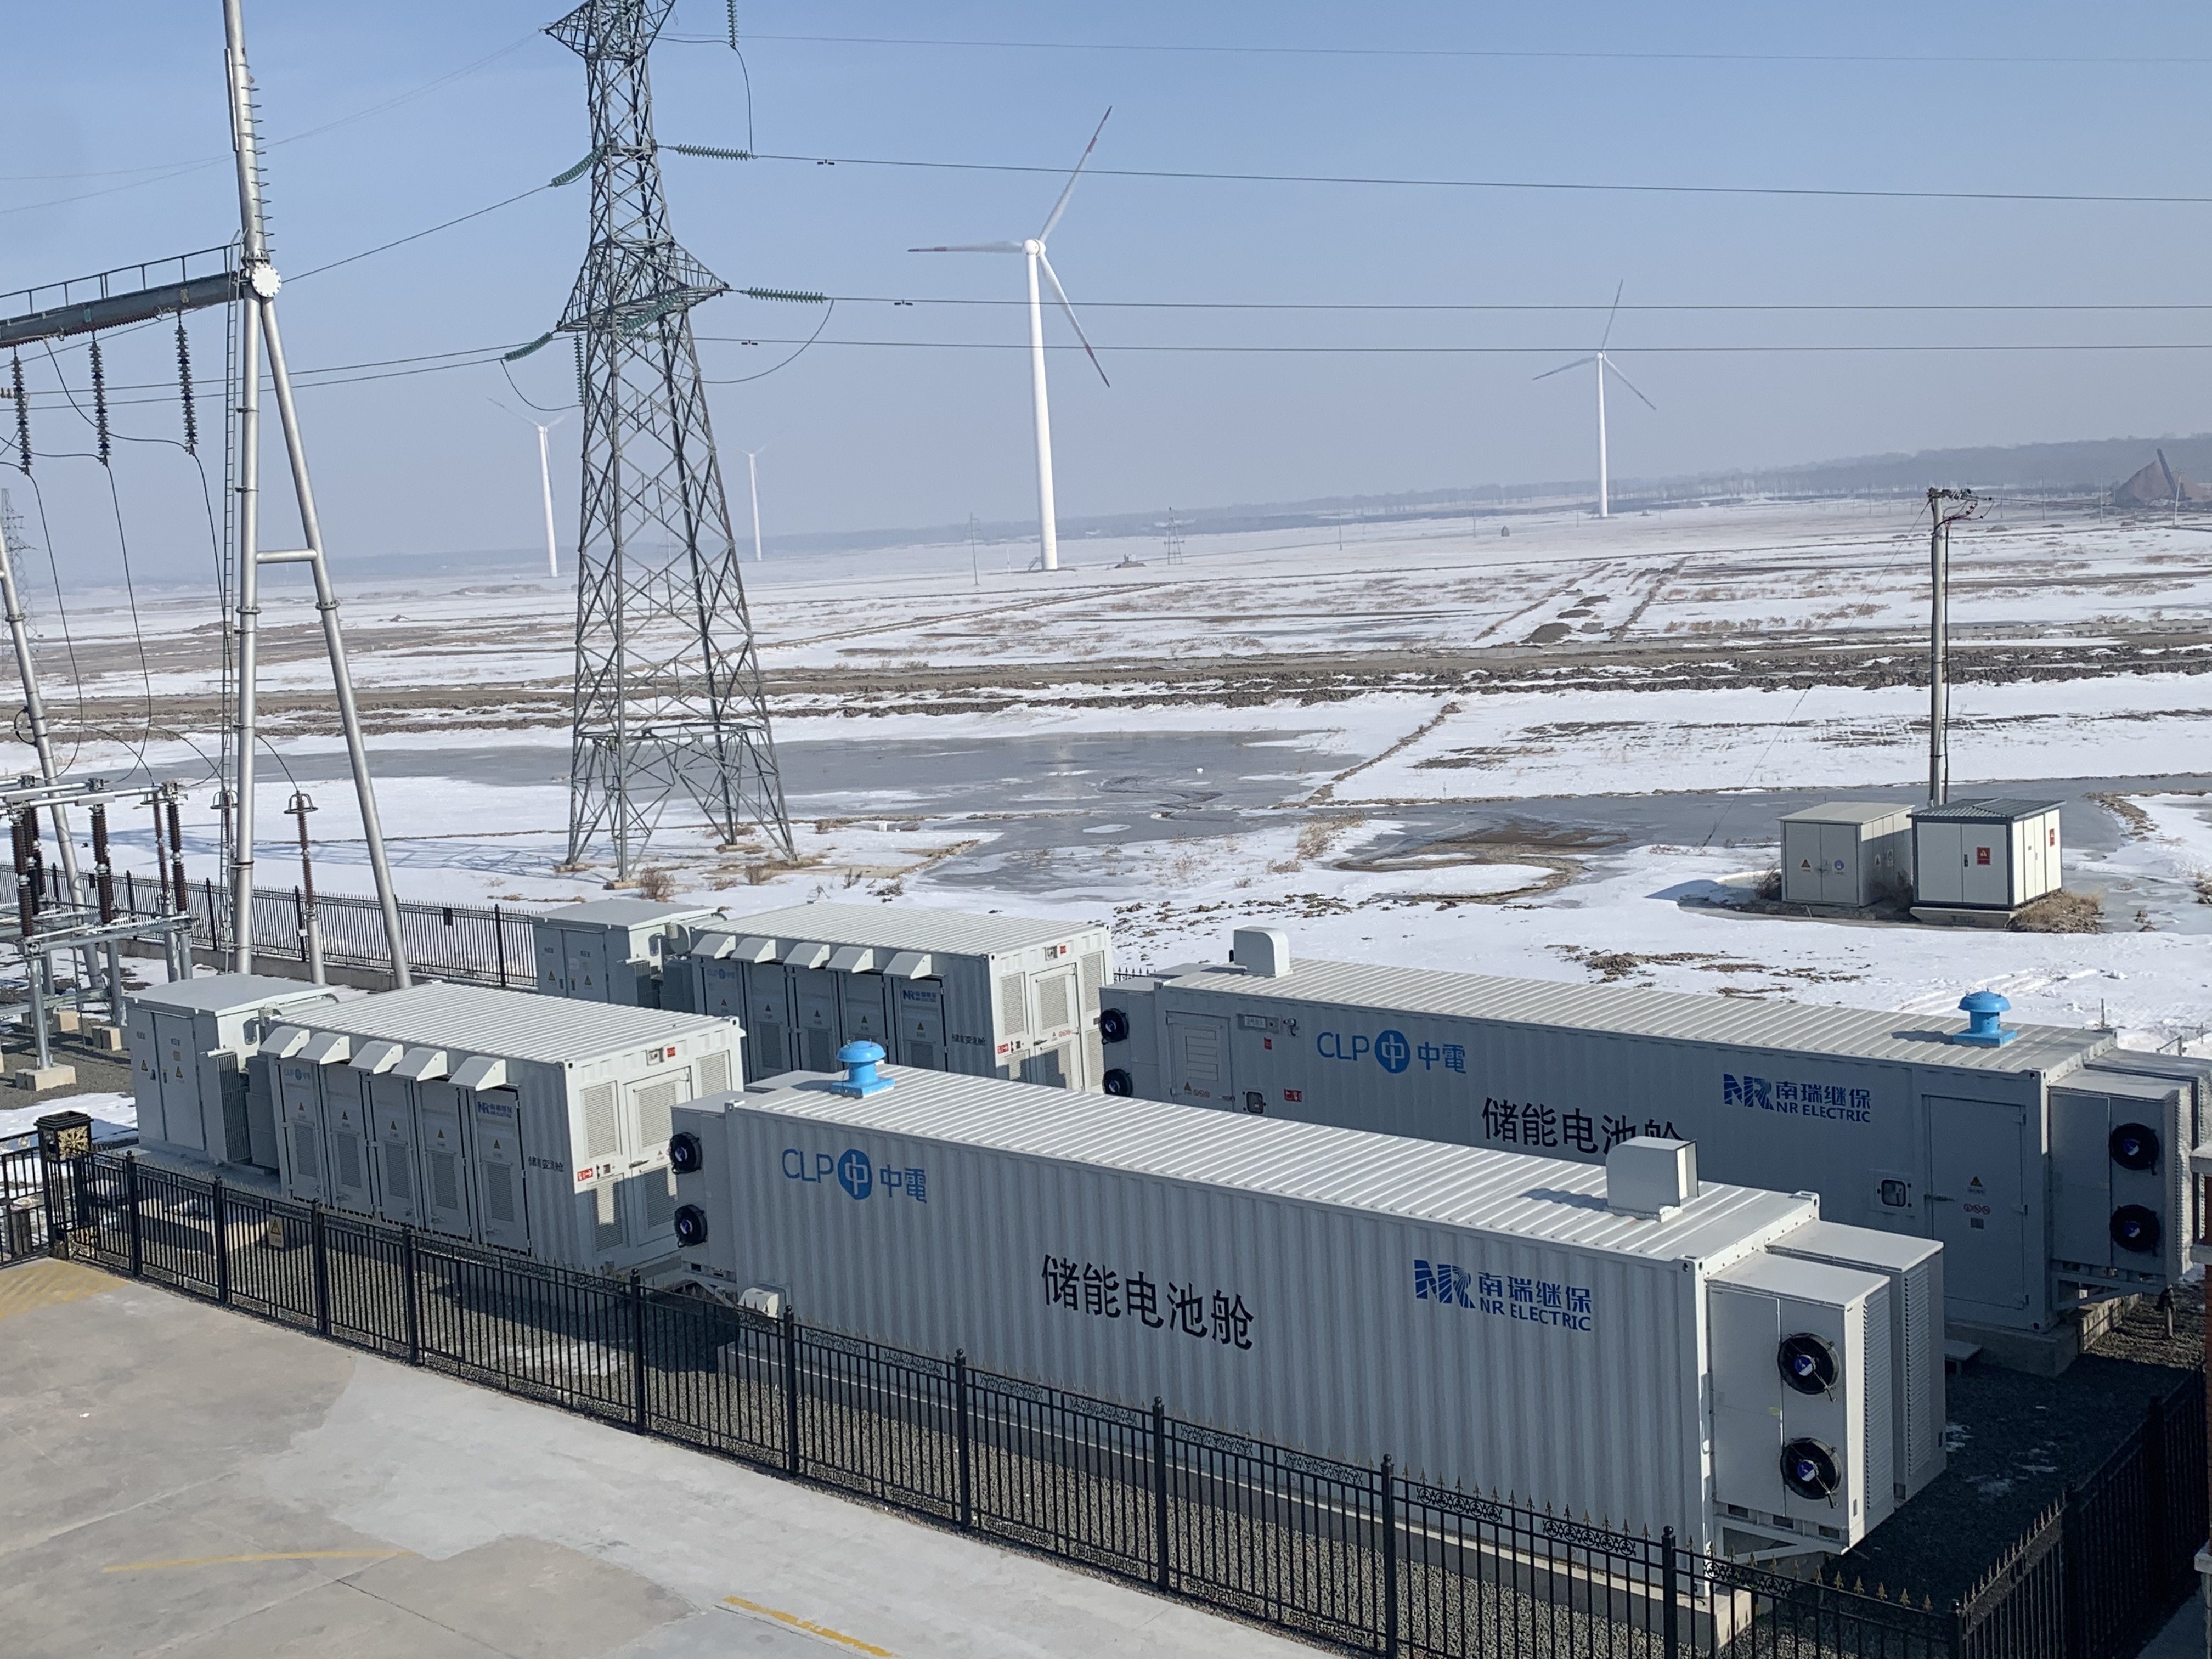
[35,868,541,988]
[1949,1367,2207,1659]
[26,1146,1989,1659]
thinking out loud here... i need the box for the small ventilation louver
[998,974,1027,1037]
[634,1077,682,1147]
[429,1150,461,1214]
[292,1124,320,1182]
[484,1163,516,1225]
[1039,974,1071,1032]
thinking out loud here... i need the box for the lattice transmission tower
[550,0,794,877]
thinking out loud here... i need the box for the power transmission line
[664,31,2212,69]
[686,147,2212,208]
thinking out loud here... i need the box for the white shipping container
[665,902,1110,1089]
[262,983,740,1272]
[1102,931,2200,1370]
[1909,798,2063,910]
[673,1068,1938,1558]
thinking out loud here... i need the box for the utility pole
[551,0,794,877]
[223,0,410,985]
[1926,487,1977,806]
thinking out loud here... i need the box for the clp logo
[1375,1029,1412,1074]
[837,1149,873,1200]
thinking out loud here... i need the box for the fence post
[1380,1456,1397,1658]
[122,1153,143,1276]
[2144,1391,2171,1594]
[401,1225,421,1365]
[1152,1397,1171,1594]
[954,1348,973,1530]
[2057,1483,2081,1659]
[311,1201,330,1336]
[630,1271,650,1432]
[494,905,508,989]
[1661,1525,1679,1659]
[211,1177,230,1305]
[781,1306,802,1475]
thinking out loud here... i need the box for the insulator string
[88,335,110,466]
[9,354,26,475]
[176,315,198,454]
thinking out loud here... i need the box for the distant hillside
[753,431,2212,558]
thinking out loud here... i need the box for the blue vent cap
[831,1039,893,1096]
[1953,990,2019,1047]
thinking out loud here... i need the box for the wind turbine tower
[1535,282,1656,518]
[912,112,1113,572]
[549,0,794,874]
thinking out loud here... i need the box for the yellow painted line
[0,1259,115,1323]
[723,1594,895,1656]
[102,1550,413,1574]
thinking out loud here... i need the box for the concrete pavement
[0,1261,1314,1658]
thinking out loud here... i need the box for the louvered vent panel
[634,1077,682,1147]
[699,1051,732,1096]
[583,1081,619,1159]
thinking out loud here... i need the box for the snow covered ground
[13,495,2212,1053]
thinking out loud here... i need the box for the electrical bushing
[830,1039,894,1097]
[1951,989,2018,1047]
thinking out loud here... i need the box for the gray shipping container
[126,974,355,1172]
[262,983,741,1272]
[673,1068,1944,1560]
[1102,932,2200,1371]
[1778,802,1913,907]
[534,898,721,1006]
[664,901,1110,1090]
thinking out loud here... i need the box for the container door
[1166,1013,1235,1106]
[1818,823,1856,906]
[792,967,842,1071]
[744,963,796,1075]
[1928,1097,2030,1311]
[1032,968,1079,1047]
[896,981,948,1070]
[1915,822,1958,905]
[1782,823,1818,904]
[416,1082,474,1238]
[1961,833,2005,907]
[324,1077,375,1215]
[839,974,892,1047]
[126,1004,168,1144]
[535,923,566,995]
[699,958,744,1019]
[278,1059,327,1203]
[154,1011,204,1152]
[369,1074,421,1227]
[566,928,610,1001]
[472,1091,530,1252]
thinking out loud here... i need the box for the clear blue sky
[5,2,2210,574]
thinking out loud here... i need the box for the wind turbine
[1534,283,1655,519]
[490,400,568,577]
[743,447,766,562]
[911,110,1112,572]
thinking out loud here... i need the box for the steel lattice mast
[549,0,794,877]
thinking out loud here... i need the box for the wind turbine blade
[1531,356,1596,383]
[1603,356,1657,410]
[1038,108,1111,242]
[1597,279,1625,351]
[909,241,1025,253]
[1036,251,1110,386]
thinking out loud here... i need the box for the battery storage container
[665,901,1110,1090]
[126,974,354,1172]
[673,1067,1939,1558]
[1101,930,2195,1365]
[262,982,740,1273]
[533,897,721,1006]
